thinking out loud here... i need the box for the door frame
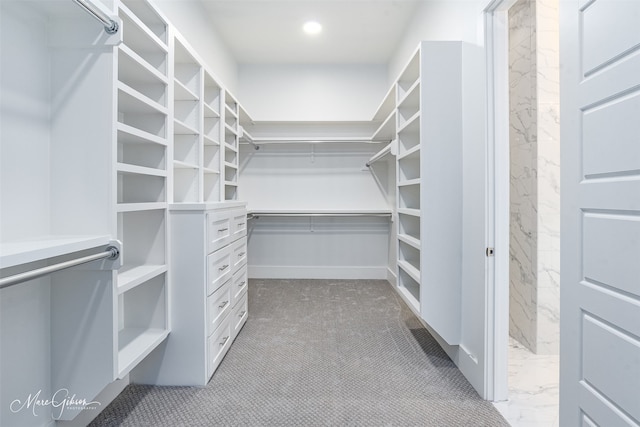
[482,0,517,402]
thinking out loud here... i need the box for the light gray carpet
[90,279,509,426]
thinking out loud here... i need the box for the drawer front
[231,210,247,239]
[207,245,232,295]
[232,266,248,305]
[232,292,248,336]
[207,279,232,336]
[207,319,232,378]
[207,213,231,253]
[231,237,247,272]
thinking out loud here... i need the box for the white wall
[389,0,485,84]
[238,64,388,120]
[0,3,53,426]
[152,0,239,93]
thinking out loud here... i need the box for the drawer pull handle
[219,336,229,346]
[218,227,229,232]
[238,252,246,257]
[239,311,246,317]
[239,281,246,287]
[219,300,228,309]
[219,264,229,271]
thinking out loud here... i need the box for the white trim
[248,265,389,280]
[483,0,516,402]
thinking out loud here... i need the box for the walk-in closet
[5,0,634,426]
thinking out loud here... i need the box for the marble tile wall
[508,0,560,355]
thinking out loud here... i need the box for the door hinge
[486,247,495,257]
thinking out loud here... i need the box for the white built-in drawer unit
[154,202,247,386]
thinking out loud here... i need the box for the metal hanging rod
[73,0,119,34]
[0,246,120,290]
[248,212,392,219]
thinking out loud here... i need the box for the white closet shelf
[119,4,169,54]
[173,160,199,169]
[397,208,421,217]
[224,181,238,187]
[174,119,199,135]
[203,167,220,174]
[174,79,199,101]
[224,142,238,152]
[397,111,421,133]
[224,104,239,119]
[203,135,220,146]
[224,123,238,136]
[397,79,420,107]
[371,84,396,122]
[398,178,421,187]
[371,110,396,142]
[117,264,167,294]
[203,103,220,118]
[0,235,112,269]
[118,83,169,115]
[119,44,168,85]
[117,202,167,213]
[398,145,421,160]
[398,234,421,250]
[118,123,168,146]
[224,161,237,169]
[398,260,421,283]
[118,327,169,378]
[117,162,167,177]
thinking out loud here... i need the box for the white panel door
[560,0,640,425]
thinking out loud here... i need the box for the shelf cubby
[117,169,166,204]
[120,0,168,45]
[118,87,167,138]
[119,48,168,107]
[224,184,238,201]
[117,209,166,267]
[204,144,220,171]
[119,6,168,76]
[224,163,238,182]
[398,213,421,243]
[117,273,168,378]
[397,82,420,128]
[174,100,200,132]
[117,139,166,170]
[398,268,420,309]
[204,74,221,116]
[397,50,420,100]
[117,123,167,147]
[399,240,421,275]
[203,173,221,202]
[173,134,199,166]
[398,184,420,210]
[204,117,221,143]
[173,167,200,203]
[398,151,420,181]
[397,113,420,154]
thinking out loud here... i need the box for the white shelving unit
[391,42,469,345]
[115,0,171,379]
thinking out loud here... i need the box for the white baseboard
[248,265,389,280]
[386,267,397,285]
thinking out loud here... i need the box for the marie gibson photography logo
[10,388,101,420]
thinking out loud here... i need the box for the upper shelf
[0,235,112,269]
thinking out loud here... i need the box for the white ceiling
[199,0,421,64]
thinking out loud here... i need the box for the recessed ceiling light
[303,21,322,35]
